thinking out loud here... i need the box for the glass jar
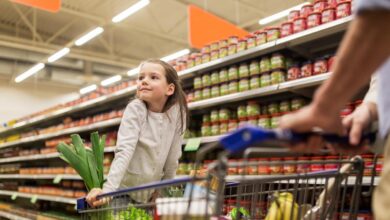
[336,1,351,19]
[220,83,229,96]
[283,157,297,174]
[202,74,211,87]
[301,61,313,77]
[293,17,307,33]
[271,69,286,84]
[260,57,271,73]
[194,53,202,66]
[237,105,247,119]
[271,53,286,70]
[288,10,300,22]
[219,39,228,48]
[254,31,267,45]
[260,72,271,87]
[201,123,211,137]
[219,108,231,122]
[211,85,220,98]
[291,98,305,110]
[228,80,238,94]
[250,75,261,90]
[202,53,210,63]
[314,57,328,74]
[228,43,237,56]
[219,69,228,83]
[228,66,239,81]
[187,57,195,68]
[307,12,322,28]
[219,120,228,134]
[239,63,250,78]
[266,27,281,41]
[247,101,260,117]
[239,78,250,92]
[228,36,239,44]
[279,100,291,113]
[250,60,260,76]
[258,115,271,128]
[314,0,328,12]
[327,0,338,7]
[228,119,238,132]
[194,89,202,101]
[210,110,219,123]
[270,113,282,128]
[210,50,219,61]
[247,116,258,127]
[300,4,314,18]
[210,42,219,51]
[238,118,248,128]
[237,39,247,52]
[258,158,270,175]
[211,123,220,136]
[287,64,301,81]
[194,76,202,89]
[267,102,279,114]
[203,114,211,123]
[219,47,228,58]
[310,156,324,172]
[322,7,336,23]
[297,157,311,173]
[270,158,283,174]
[202,87,211,100]
[246,35,256,49]
[281,22,293,37]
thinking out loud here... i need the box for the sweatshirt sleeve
[363,74,378,104]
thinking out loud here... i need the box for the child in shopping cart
[86,59,188,207]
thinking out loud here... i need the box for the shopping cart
[77,126,375,220]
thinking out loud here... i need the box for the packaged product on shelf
[247,116,258,126]
[228,66,239,81]
[228,36,239,44]
[270,113,283,128]
[250,75,261,89]
[210,50,219,61]
[220,83,229,96]
[281,22,293,37]
[219,108,231,121]
[270,69,286,84]
[219,121,228,134]
[228,80,239,94]
[270,158,283,174]
[219,46,228,58]
[307,12,322,28]
[202,74,211,87]
[293,17,307,33]
[258,158,270,175]
[254,31,267,45]
[266,27,281,41]
[201,45,210,54]
[237,39,247,52]
[322,7,336,23]
[238,118,248,128]
[314,57,328,74]
[202,86,211,99]
[310,156,325,172]
[219,39,228,48]
[187,56,195,68]
[291,98,305,110]
[239,63,250,78]
[258,115,271,128]
[300,3,314,17]
[336,0,351,19]
[314,0,328,12]
[219,68,228,83]
[288,10,300,22]
[287,64,301,80]
[228,119,238,132]
[210,110,219,123]
[237,105,247,119]
[260,72,271,87]
[211,85,220,98]
[194,89,202,101]
[246,35,256,49]
[283,157,297,174]
[210,41,219,51]
[228,43,237,55]
[194,53,202,66]
[327,0,338,7]
[324,155,340,170]
[279,100,291,113]
[211,123,220,136]
[201,123,211,137]
[247,101,260,117]
[269,101,280,114]
[249,60,260,76]
[271,53,286,70]
[301,61,313,77]
[297,156,311,173]
[238,78,250,92]
[260,57,271,73]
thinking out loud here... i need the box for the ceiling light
[15,63,45,83]
[112,0,150,23]
[161,49,190,62]
[258,2,310,25]
[75,27,104,46]
[127,67,140,77]
[101,75,122,86]
[47,47,70,63]
[79,84,97,94]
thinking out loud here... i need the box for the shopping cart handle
[219,126,376,153]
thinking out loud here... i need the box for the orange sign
[12,0,61,13]
[188,5,249,49]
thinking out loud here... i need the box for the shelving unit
[0,190,76,205]
[0,210,30,220]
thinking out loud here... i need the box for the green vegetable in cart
[228,207,251,220]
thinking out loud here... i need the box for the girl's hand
[86,188,108,207]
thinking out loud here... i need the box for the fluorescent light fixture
[101,75,122,86]
[112,0,150,23]
[48,47,70,63]
[127,67,140,77]
[15,63,45,83]
[75,27,104,46]
[259,2,310,25]
[161,49,190,62]
[80,84,97,94]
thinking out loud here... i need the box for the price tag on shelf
[184,138,202,152]
[11,193,18,200]
[30,195,38,204]
[53,175,63,184]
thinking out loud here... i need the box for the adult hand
[86,188,108,207]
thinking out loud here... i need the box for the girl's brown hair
[139,59,189,133]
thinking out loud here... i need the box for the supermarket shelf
[0,210,30,220]
[0,118,121,149]
[188,73,330,110]
[0,85,137,137]
[0,146,115,164]
[0,174,81,180]
[0,190,76,205]
[0,16,352,137]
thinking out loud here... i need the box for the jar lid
[284,157,296,160]
[311,156,324,160]
[202,122,210,126]
[238,39,247,42]
[246,34,255,38]
[229,119,238,123]
[258,115,270,119]
[323,6,336,11]
[314,0,327,3]
[219,119,229,123]
[289,9,300,13]
[271,157,283,161]
[281,21,293,25]
[302,3,313,7]
[337,0,351,5]
[266,26,281,31]
[294,16,307,21]
[248,115,258,120]
[308,11,322,16]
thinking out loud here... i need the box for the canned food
[314,57,328,74]
[336,1,351,19]
[270,113,282,128]
[283,157,297,174]
[293,17,307,33]
[202,53,210,63]
[210,110,219,123]
[288,10,300,22]
[203,114,210,123]
[219,108,231,121]
[266,27,281,41]
[247,116,258,126]
[237,105,247,119]
[281,22,293,37]
[314,0,328,12]
[270,158,283,174]
[258,115,271,128]
[292,98,305,110]
[301,61,313,77]
[228,119,238,132]
[267,102,279,114]
[194,53,202,66]
[210,42,219,51]
[219,39,228,48]
[211,122,220,136]
[228,36,239,44]
[194,89,202,101]
[201,123,211,137]
[279,100,291,113]
[201,45,210,54]
[258,158,270,175]
[300,4,314,18]
[307,12,322,28]
[220,121,228,134]
[322,7,336,23]
[254,31,267,45]
[247,101,260,117]
[287,64,301,80]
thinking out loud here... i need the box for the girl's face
[136,62,175,110]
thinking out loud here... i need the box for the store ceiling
[0,0,303,89]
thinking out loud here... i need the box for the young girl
[86,59,188,207]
